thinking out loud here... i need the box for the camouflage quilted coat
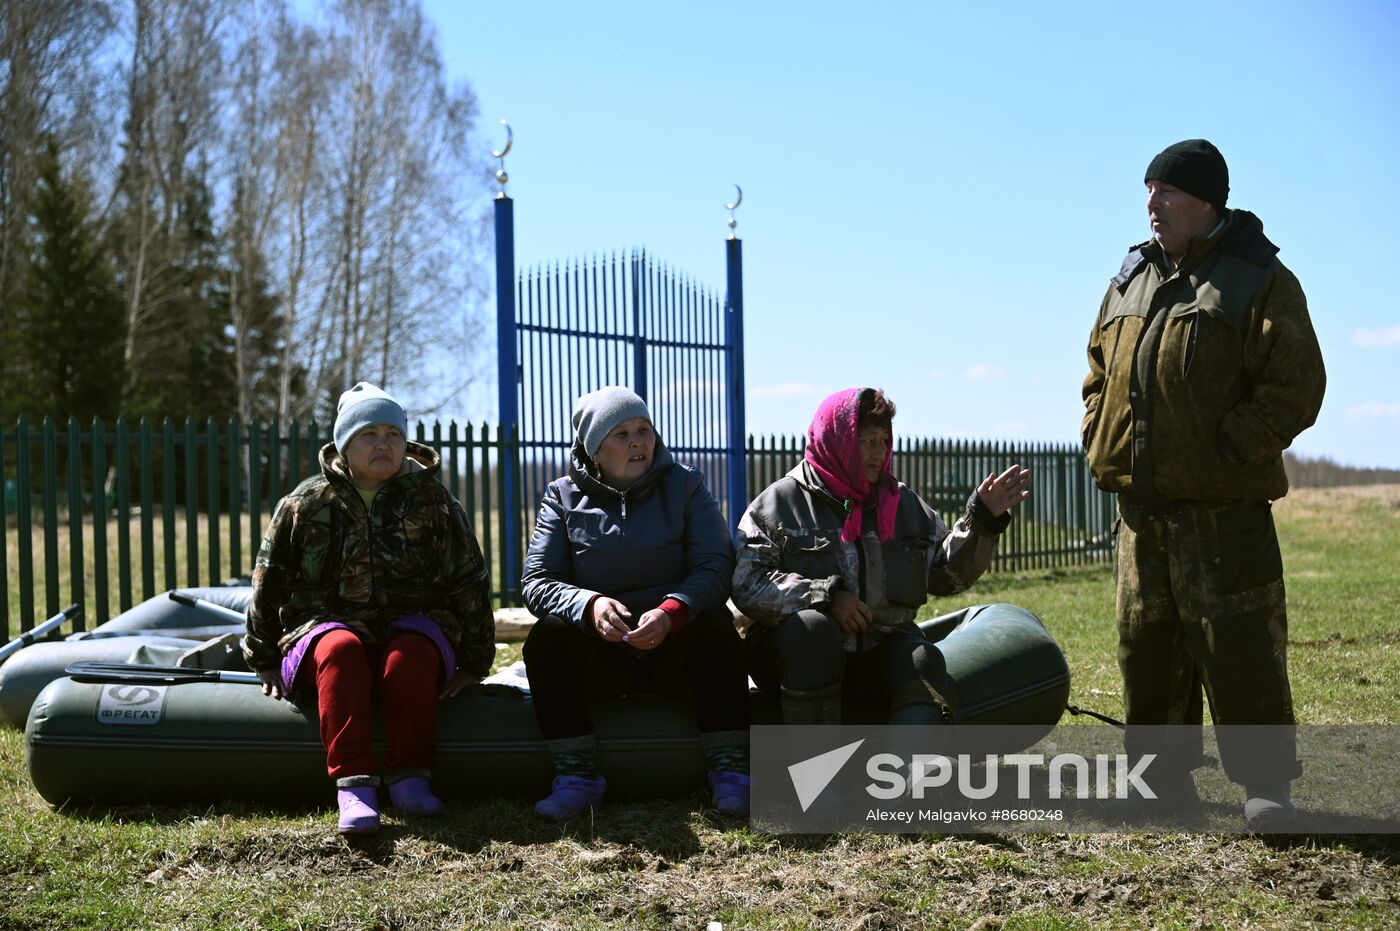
[243,441,495,678]
[1081,209,1325,503]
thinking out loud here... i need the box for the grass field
[1,486,1397,929]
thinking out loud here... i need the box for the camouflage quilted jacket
[731,461,1008,648]
[1081,209,1325,503]
[242,441,495,678]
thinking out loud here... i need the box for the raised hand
[977,465,1032,517]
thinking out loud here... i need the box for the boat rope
[1066,703,1125,728]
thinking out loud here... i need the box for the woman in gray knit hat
[520,386,750,819]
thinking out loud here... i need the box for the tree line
[1283,452,1400,488]
[1,0,491,428]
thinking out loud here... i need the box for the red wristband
[658,597,689,632]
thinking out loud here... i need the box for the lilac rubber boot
[389,776,443,815]
[534,774,607,821]
[337,786,381,834]
[708,771,751,816]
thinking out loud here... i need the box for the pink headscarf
[804,388,899,543]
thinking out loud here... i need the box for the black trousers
[522,606,749,740]
[746,609,945,715]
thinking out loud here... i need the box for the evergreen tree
[119,163,238,421]
[175,165,237,420]
[13,141,125,421]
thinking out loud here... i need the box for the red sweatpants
[312,628,441,780]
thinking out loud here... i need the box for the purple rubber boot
[708,771,751,817]
[389,776,443,815]
[534,774,607,821]
[337,786,381,834]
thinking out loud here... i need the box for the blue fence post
[631,249,649,401]
[494,187,522,604]
[724,234,747,528]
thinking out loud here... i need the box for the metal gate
[492,159,745,603]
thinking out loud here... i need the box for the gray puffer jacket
[732,461,1008,649]
[520,436,735,625]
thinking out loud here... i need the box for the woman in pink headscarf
[731,388,1031,725]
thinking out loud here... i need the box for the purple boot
[337,786,381,834]
[389,776,443,815]
[708,771,751,816]
[534,774,607,821]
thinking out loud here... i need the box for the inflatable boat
[0,587,249,728]
[23,602,1071,806]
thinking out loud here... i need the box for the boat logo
[96,684,168,726]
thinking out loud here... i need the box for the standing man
[1081,139,1325,830]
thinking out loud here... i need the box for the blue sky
[426,0,1400,468]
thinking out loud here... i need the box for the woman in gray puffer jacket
[732,387,1031,726]
[521,386,749,819]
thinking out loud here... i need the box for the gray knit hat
[572,386,652,457]
[334,382,408,453]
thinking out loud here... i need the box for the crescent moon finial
[491,119,513,159]
[726,184,742,237]
[492,120,512,197]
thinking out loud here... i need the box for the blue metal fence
[493,181,748,604]
[510,248,741,522]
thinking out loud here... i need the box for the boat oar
[74,625,246,642]
[168,590,248,625]
[64,661,261,686]
[0,604,84,664]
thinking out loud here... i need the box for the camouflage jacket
[242,441,495,678]
[1081,209,1325,504]
[731,461,1008,649]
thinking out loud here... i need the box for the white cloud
[1344,401,1400,421]
[1351,324,1400,348]
[752,382,821,399]
[962,364,1005,383]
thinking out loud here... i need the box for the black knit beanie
[1144,139,1229,209]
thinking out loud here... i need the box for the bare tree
[298,0,489,420]
[225,0,288,424]
[0,0,113,412]
[266,8,330,424]
[112,0,232,413]
[4,0,491,426]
